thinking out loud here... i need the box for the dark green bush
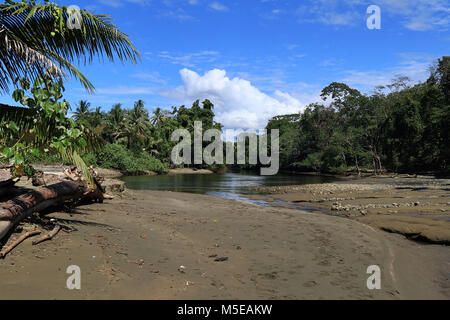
[97,143,168,174]
[82,152,98,167]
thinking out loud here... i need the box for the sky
[2,0,449,129]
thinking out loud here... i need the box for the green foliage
[72,98,223,171]
[0,75,96,179]
[0,0,139,93]
[97,144,168,174]
[268,57,450,175]
[81,152,98,167]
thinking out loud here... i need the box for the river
[121,171,338,212]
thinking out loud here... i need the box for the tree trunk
[376,155,383,174]
[0,176,103,242]
[354,155,361,177]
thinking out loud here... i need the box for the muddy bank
[248,176,450,245]
[168,168,214,175]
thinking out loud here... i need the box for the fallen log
[0,167,104,242]
[0,230,41,258]
[32,225,62,245]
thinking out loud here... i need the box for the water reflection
[121,171,337,195]
[122,171,338,212]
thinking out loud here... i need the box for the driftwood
[32,225,61,245]
[0,230,41,258]
[0,166,104,242]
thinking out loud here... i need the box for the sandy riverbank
[247,176,450,245]
[31,165,215,178]
[0,185,448,299]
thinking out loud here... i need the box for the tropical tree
[73,100,92,121]
[0,75,97,179]
[0,0,139,181]
[150,107,167,125]
[0,0,139,93]
[103,103,123,142]
[126,100,150,150]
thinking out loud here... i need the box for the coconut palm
[106,103,126,143]
[73,100,92,121]
[150,107,168,125]
[126,100,150,149]
[0,0,139,93]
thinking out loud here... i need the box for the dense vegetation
[267,56,450,175]
[0,0,138,180]
[56,98,223,174]
[0,0,447,178]
[10,56,449,177]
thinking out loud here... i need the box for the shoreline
[0,188,448,299]
[29,163,449,182]
[1,171,449,299]
[245,176,450,245]
[29,165,216,179]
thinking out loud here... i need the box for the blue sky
[2,0,449,129]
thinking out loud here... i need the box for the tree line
[26,56,449,176]
[67,98,223,174]
[266,56,450,175]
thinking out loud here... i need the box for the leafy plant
[0,75,97,182]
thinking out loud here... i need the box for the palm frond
[0,1,140,93]
[61,149,95,188]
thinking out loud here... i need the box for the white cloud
[294,0,450,30]
[160,69,305,129]
[209,2,228,11]
[131,72,167,85]
[341,53,437,90]
[296,1,362,27]
[319,58,342,67]
[157,51,219,68]
[375,0,450,31]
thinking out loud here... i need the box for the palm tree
[106,103,126,143]
[108,104,125,127]
[73,100,92,121]
[0,1,139,93]
[126,100,150,149]
[91,107,105,127]
[151,107,167,125]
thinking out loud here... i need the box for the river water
[121,171,338,212]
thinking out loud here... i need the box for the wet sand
[0,187,448,299]
[248,176,450,244]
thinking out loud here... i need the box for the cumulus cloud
[209,2,228,11]
[160,69,305,129]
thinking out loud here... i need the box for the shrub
[82,152,98,167]
[97,143,168,174]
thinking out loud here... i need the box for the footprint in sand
[303,280,317,288]
[258,272,278,280]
